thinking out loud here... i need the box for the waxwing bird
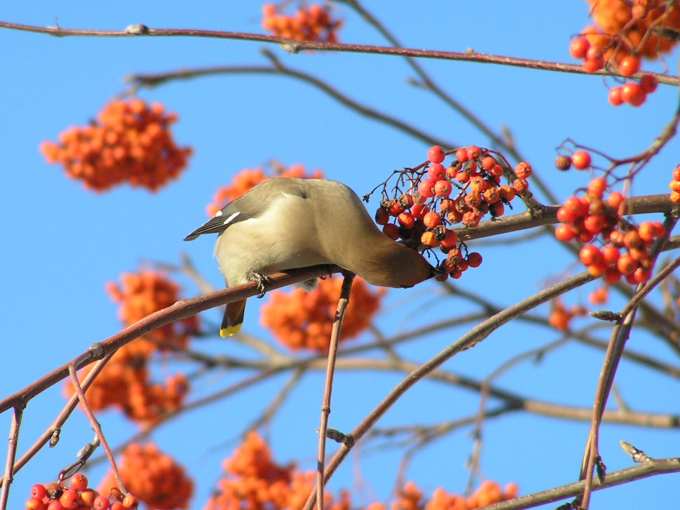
[184,178,435,336]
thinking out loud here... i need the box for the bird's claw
[248,272,271,298]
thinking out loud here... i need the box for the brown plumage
[185,178,434,335]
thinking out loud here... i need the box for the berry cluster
[41,99,192,192]
[205,432,349,510]
[569,36,659,107]
[372,145,530,280]
[64,271,194,426]
[670,165,680,204]
[381,480,519,510]
[25,473,137,510]
[554,177,666,284]
[106,271,199,351]
[548,299,587,332]
[98,444,193,510]
[585,0,680,61]
[206,163,324,217]
[261,277,384,352]
[64,345,189,426]
[262,3,340,43]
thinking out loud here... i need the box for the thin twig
[1,21,677,85]
[68,364,126,492]
[0,407,23,510]
[316,272,355,510]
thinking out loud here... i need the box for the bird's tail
[220,299,246,337]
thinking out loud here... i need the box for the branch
[0,265,339,415]
[1,21,677,85]
[483,457,680,510]
[316,272,354,510]
[0,407,22,510]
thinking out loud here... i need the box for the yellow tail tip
[220,325,241,337]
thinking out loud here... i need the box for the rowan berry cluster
[64,345,189,426]
[554,177,666,285]
[64,271,194,426]
[25,473,137,510]
[261,276,384,351]
[106,271,199,351]
[382,480,519,510]
[670,165,680,204]
[548,299,587,332]
[262,3,341,43]
[205,432,350,510]
[372,145,529,280]
[206,164,324,216]
[99,444,193,510]
[41,99,192,192]
[567,0,676,107]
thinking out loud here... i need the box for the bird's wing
[183,178,309,241]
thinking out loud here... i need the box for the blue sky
[1,2,679,509]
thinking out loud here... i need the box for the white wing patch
[223,211,240,225]
[214,210,223,217]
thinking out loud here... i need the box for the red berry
[569,36,590,59]
[621,82,646,106]
[602,245,620,265]
[93,497,110,510]
[618,55,640,77]
[427,145,445,164]
[423,211,442,228]
[467,146,481,159]
[428,163,446,180]
[607,191,625,210]
[572,151,592,170]
[434,179,452,197]
[555,224,577,241]
[584,215,606,233]
[579,244,603,265]
[481,156,495,171]
[608,87,623,106]
[439,229,458,250]
[467,252,483,268]
[617,254,637,275]
[31,485,48,501]
[398,212,415,229]
[418,180,435,198]
[583,56,604,72]
[564,196,588,216]
[47,502,64,510]
[69,473,88,491]
[26,499,45,510]
[374,208,388,225]
[555,155,572,171]
[388,200,404,216]
[60,490,79,510]
[455,148,469,162]
[639,74,658,94]
[411,203,429,218]
[587,177,607,197]
[633,267,650,283]
[515,161,532,179]
[604,268,622,284]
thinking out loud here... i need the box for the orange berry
[420,231,439,247]
[572,150,591,170]
[618,55,641,77]
[569,36,590,59]
[587,177,607,197]
[579,244,603,266]
[423,211,442,228]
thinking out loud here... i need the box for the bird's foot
[247,271,272,298]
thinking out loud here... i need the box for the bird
[184,177,435,336]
